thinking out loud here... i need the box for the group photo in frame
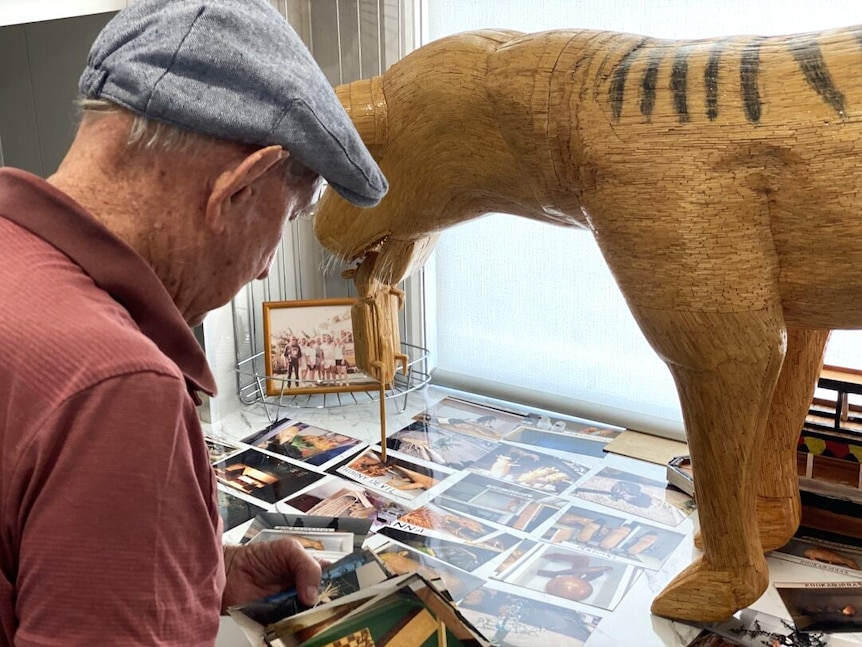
[262,298,378,396]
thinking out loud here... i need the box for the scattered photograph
[468,445,589,494]
[520,413,624,440]
[504,423,618,458]
[393,503,502,543]
[279,476,408,529]
[386,421,498,469]
[704,606,853,646]
[365,533,487,602]
[241,511,372,548]
[229,549,389,629]
[376,525,521,573]
[217,488,268,531]
[775,581,862,633]
[414,397,525,441]
[205,435,243,463]
[573,467,695,526]
[685,629,744,646]
[247,528,356,562]
[212,448,325,504]
[542,505,685,570]
[242,418,363,467]
[262,298,377,396]
[771,536,862,577]
[264,571,490,647]
[494,540,642,612]
[431,472,565,534]
[457,583,602,647]
[335,448,453,502]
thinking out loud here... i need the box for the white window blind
[422,0,862,439]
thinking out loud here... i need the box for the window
[420,0,862,440]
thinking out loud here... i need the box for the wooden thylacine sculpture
[313,26,862,621]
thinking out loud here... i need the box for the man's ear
[205,145,286,233]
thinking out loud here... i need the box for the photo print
[279,475,409,529]
[205,435,243,464]
[335,448,453,502]
[364,533,487,602]
[468,445,589,494]
[504,423,617,459]
[229,549,389,630]
[377,525,521,574]
[573,467,695,526]
[212,448,325,505]
[431,472,565,534]
[775,581,862,633]
[242,511,370,545]
[542,505,686,571]
[247,528,356,562]
[262,298,377,396]
[243,417,363,468]
[386,421,498,470]
[414,396,525,442]
[457,582,603,647]
[217,488,268,531]
[703,606,855,646]
[771,536,862,577]
[393,502,501,544]
[520,412,624,440]
[493,540,642,612]
[685,629,745,647]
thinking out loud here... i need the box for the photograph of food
[468,445,589,494]
[494,540,642,611]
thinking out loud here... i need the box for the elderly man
[0,0,387,644]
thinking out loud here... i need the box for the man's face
[188,159,321,325]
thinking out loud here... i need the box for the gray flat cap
[79,0,387,207]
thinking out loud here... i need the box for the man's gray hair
[78,98,214,153]
[77,98,321,190]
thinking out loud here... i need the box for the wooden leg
[755,327,829,551]
[633,306,785,622]
[691,327,830,552]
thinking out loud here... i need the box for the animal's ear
[205,145,286,232]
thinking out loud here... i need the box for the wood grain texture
[313,24,862,621]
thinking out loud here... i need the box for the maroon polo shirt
[0,168,224,645]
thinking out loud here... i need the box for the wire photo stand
[236,341,430,423]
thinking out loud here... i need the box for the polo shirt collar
[0,168,217,396]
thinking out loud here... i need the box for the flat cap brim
[79,0,388,207]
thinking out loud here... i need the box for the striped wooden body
[313,25,862,622]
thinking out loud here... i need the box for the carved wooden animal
[313,25,862,621]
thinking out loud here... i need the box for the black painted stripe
[791,36,845,115]
[608,38,648,120]
[670,46,693,122]
[740,40,763,123]
[704,43,724,121]
[640,49,664,118]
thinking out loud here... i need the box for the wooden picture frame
[262,298,378,396]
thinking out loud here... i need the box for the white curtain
[423,0,862,438]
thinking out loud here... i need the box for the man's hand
[221,537,322,613]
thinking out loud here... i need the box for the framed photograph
[262,298,377,396]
